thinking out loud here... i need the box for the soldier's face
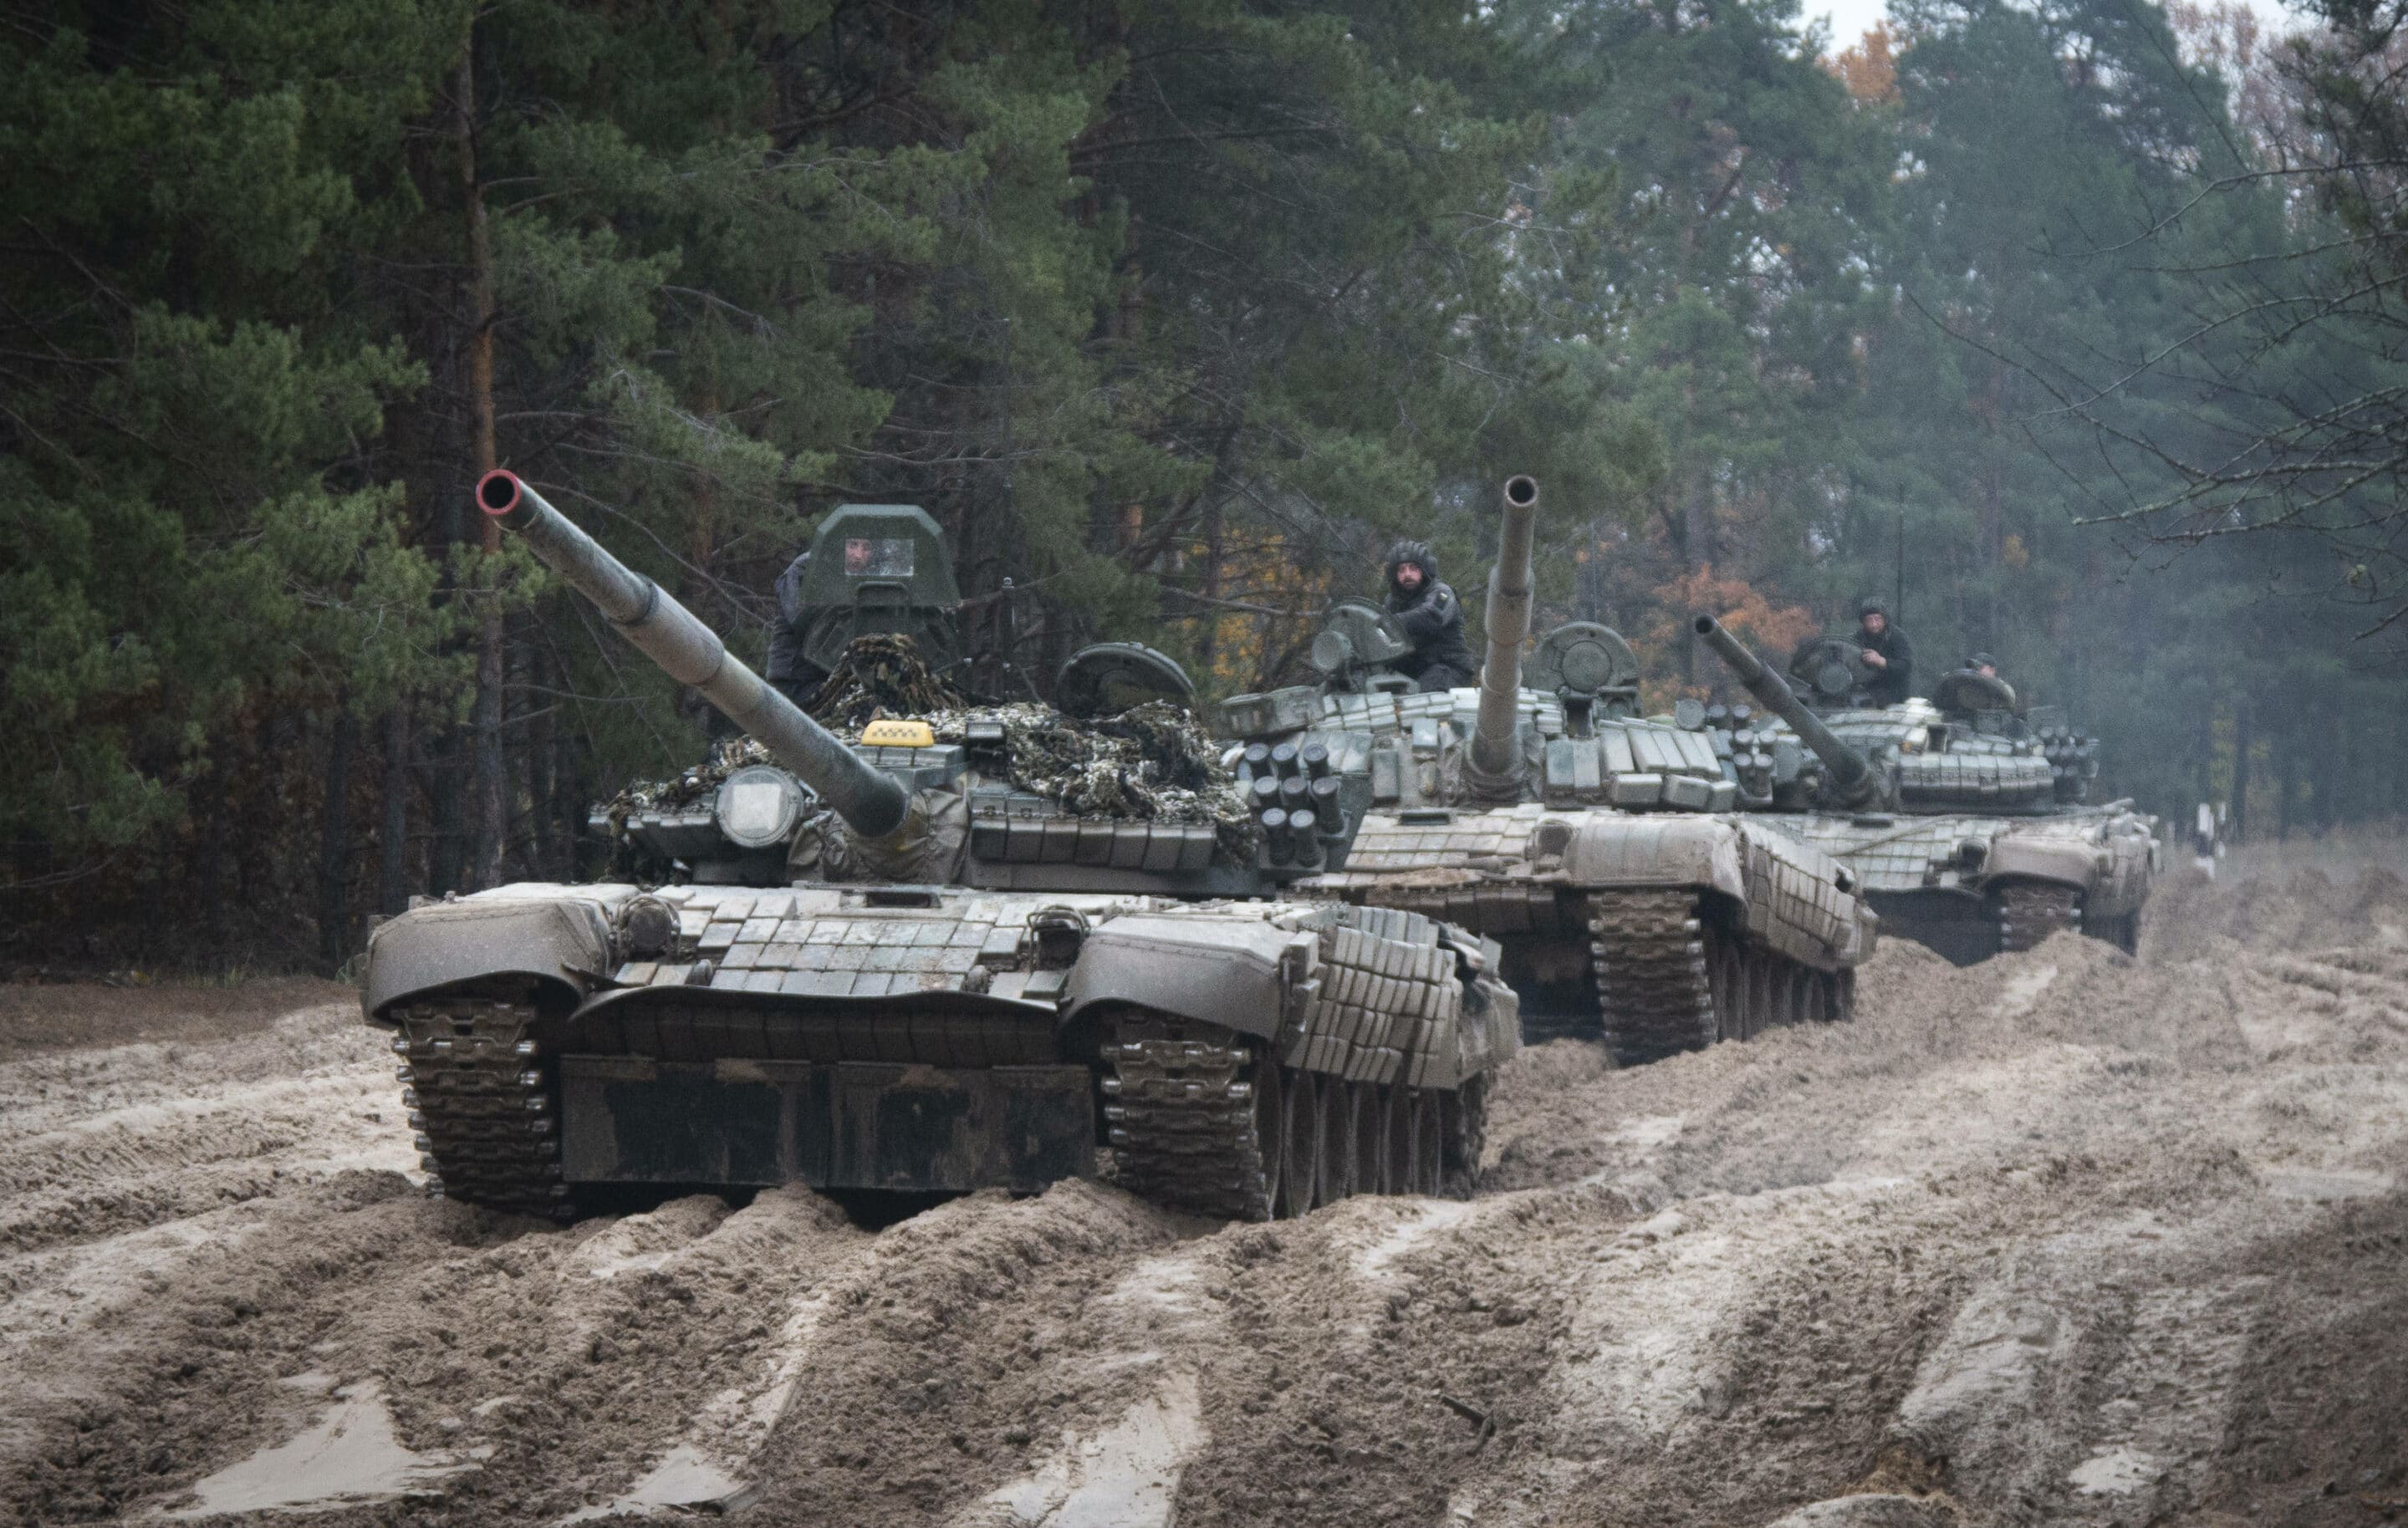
[1861,613,1885,636]
[1396,563,1424,592]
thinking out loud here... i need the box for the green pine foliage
[1,0,2395,969]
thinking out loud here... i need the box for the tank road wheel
[1253,1058,1289,1214]
[1798,969,1830,1026]
[1737,951,1768,1042]
[1349,1081,1384,1200]
[1414,1092,1446,1194]
[1707,931,1745,1044]
[1380,1087,1412,1195]
[1279,1069,1324,1216]
[1391,1089,1431,1195]
[2085,909,2140,955]
[1322,1079,1362,1202]
[1439,1076,1487,1198]
[392,986,571,1220]
[1832,968,1858,1023]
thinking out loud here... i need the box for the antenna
[1895,510,1905,629]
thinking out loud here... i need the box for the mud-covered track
[1585,890,1852,1064]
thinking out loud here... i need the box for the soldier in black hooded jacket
[1383,539,1477,692]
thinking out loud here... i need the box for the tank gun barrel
[1470,475,1541,779]
[1691,614,1878,806]
[478,469,910,840]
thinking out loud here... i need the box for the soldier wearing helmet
[1383,539,1476,693]
[1854,597,1915,706]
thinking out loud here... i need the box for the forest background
[4,0,2402,971]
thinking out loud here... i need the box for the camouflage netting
[596,635,1257,859]
[809,634,967,728]
[925,699,1258,857]
[597,736,775,836]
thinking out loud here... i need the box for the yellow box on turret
[860,720,935,747]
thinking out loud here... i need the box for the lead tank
[1222,477,1879,1065]
[361,471,1518,1223]
[1693,615,2157,964]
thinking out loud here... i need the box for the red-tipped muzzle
[477,469,523,518]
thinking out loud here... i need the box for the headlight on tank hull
[715,764,807,848]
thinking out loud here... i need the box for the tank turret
[1467,475,1540,789]
[1691,614,1882,808]
[480,470,909,841]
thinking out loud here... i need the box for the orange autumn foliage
[1829,24,1900,105]
[1635,566,1819,710]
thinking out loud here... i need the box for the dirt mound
[5,855,2407,1526]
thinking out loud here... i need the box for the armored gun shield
[791,503,966,677]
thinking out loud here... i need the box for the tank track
[1997,883,2083,953]
[1103,1018,1271,1220]
[1586,890,1852,1066]
[1587,890,1717,1063]
[391,989,571,1219]
[1104,1016,1475,1221]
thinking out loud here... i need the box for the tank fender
[1559,814,1747,901]
[363,892,621,1021]
[1064,914,1314,1042]
[1982,833,2101,894]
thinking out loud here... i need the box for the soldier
[1854,598,1914,706]
[1384,539,1477,692]
[1965,651,1999,680]
[765,550,828,709]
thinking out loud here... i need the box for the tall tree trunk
[2312,718,2339,833]
[457,41,508,890]
[2276,741,2298,841]
[2228,699,2252,845]
[429,729,465,894]
[528,636,559,879]
[319,708,355,970]
[380,704,412,913]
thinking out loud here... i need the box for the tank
[360,471,1519,1223]
[1693,615,2158,964]
[1220,477,1880,1066]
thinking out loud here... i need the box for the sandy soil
[3,849,2405,1527]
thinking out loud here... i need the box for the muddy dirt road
[4,853,2405,1527]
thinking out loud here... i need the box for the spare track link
[1587,890,1716,1065]
[1997,883,2082,953]
[392,991,571,1219]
